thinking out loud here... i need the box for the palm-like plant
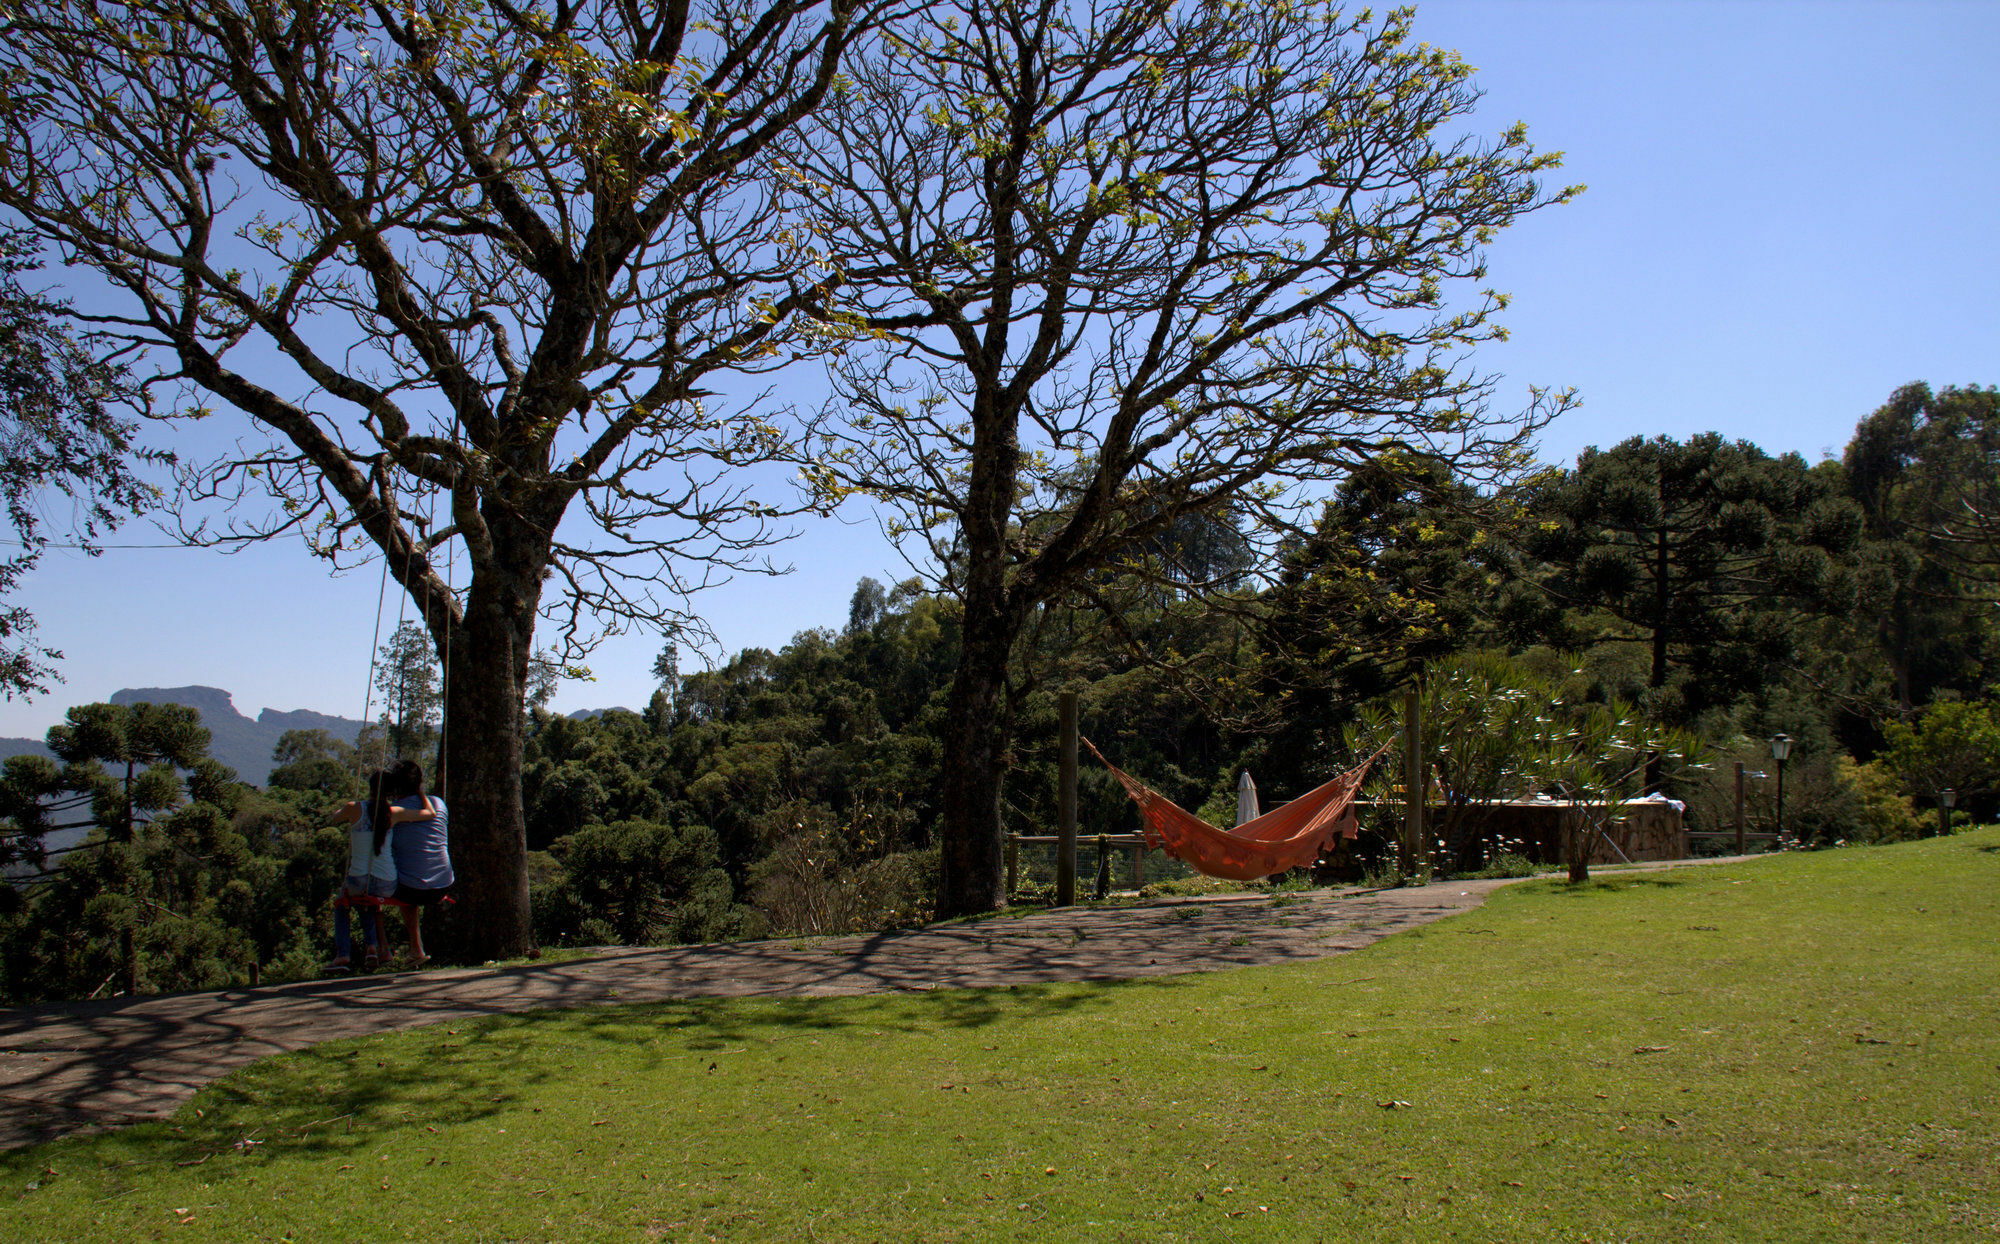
[1353,653,1705,881]
[1522,699,1704,882]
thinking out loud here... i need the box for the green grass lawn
[8,830,1998,1242]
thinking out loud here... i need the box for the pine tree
[0,701,250,998]
[374,622,441,761]
[1521,434,1862,732]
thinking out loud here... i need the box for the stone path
[0,859,1758,1152]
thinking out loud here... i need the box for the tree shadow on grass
[1551,875,1691,897]
[554,974,1163,1055]
[0,974,1156,1190]
[0,1011,553,1193]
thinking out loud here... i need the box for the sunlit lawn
[6,829,1997,1241]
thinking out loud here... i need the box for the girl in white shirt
[323,770,435,972]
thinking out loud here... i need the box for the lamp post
[1940,788,1956,837]
[1769,734,1793,843]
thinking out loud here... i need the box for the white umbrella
[1236,770,1260,827]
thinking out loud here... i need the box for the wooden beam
[1402,687,1423,875]
[1734,761,1746,855]
[1058,690,1078,907]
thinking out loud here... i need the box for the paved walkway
[0,860,1760,1152]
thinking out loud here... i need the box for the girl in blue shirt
[384,758,452,966]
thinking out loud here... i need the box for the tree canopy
[0,0,888,956]
[1843,383,2000,712]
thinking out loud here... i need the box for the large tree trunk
[429,553,541,962]
[936,589,1016,918]
[1882,594,1914,715]
[934,381,1021,920]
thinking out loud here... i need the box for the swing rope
[438,509,455,792]
[357,416,464,789]
[430,411,462,794]
[356,555,392,783]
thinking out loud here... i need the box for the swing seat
[334,892,456,914]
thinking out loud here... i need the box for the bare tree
[0,0,886,955]
[782,0,1578,915]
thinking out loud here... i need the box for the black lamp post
[1769,734,1793,842]
[1940,788,1956,837]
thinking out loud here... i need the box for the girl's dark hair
[386,758,427,802]
[367,769,394,859]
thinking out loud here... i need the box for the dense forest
[2,384,1995,1004]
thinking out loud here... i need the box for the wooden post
[1005,832,1019,899]
[1402,687,1423,875]
[1734,762,1746,855]
[1058,690,1078,907]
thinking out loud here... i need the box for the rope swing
[355,442,460,786]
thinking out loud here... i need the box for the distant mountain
[0,688,638,787]
[0,736,53,764]
[0,687,368,786]
[105,687,368,785]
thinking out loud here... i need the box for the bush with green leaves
[1352,652,1561,872]
[1837,757,1923,843]
[1882,700,2000,813]
[1449,851,1539,880]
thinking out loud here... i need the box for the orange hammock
[1083,738,1393,882]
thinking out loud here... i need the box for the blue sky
[4,0,1996,740]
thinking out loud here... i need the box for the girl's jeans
[335,874,395,959]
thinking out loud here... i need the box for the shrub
[1882,700,2000,806]
[1009,876,1061,907]
[1839,758,1922,843]
[749,808,940,936]
[1137,874,1248,900]
[1681,740,1888,848]
[847,849,938,928]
